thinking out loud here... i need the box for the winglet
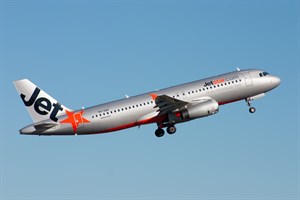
[236,67,241,71]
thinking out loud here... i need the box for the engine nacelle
[181,99,219,120]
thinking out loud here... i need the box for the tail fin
[13,79,71,123]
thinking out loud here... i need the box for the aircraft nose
[271,76,281,88]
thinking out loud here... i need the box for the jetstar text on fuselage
[204,75,240,87]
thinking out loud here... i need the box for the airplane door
[242,72,253,87]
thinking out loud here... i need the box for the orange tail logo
[60,110,90,133]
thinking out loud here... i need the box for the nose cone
[271,76,281,88]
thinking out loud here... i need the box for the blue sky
[1,1,299,200]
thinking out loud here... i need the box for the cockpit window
[259,71,270,77]
[263,72,269,76]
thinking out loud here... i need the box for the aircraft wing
[154,95,218,115]
[154,95,188,115]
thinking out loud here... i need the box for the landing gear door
[242,72,253,87]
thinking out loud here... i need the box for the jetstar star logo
[60,110,90,133]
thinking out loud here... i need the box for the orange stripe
[86,114,167,134]
[218,98,243,105]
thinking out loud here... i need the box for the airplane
[13,68,281,137]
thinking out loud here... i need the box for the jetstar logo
[204,79,225,87]
[60,110,90,133]
[21,87,63,122]
[204,75,239,87]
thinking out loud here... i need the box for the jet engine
[181,99,219,120]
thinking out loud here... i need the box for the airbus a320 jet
[14,68,280,137]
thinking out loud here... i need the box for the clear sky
[1,1,299,200]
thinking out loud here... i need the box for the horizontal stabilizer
[34,123,57,131]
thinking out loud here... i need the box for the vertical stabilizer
[13,79,71,123]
